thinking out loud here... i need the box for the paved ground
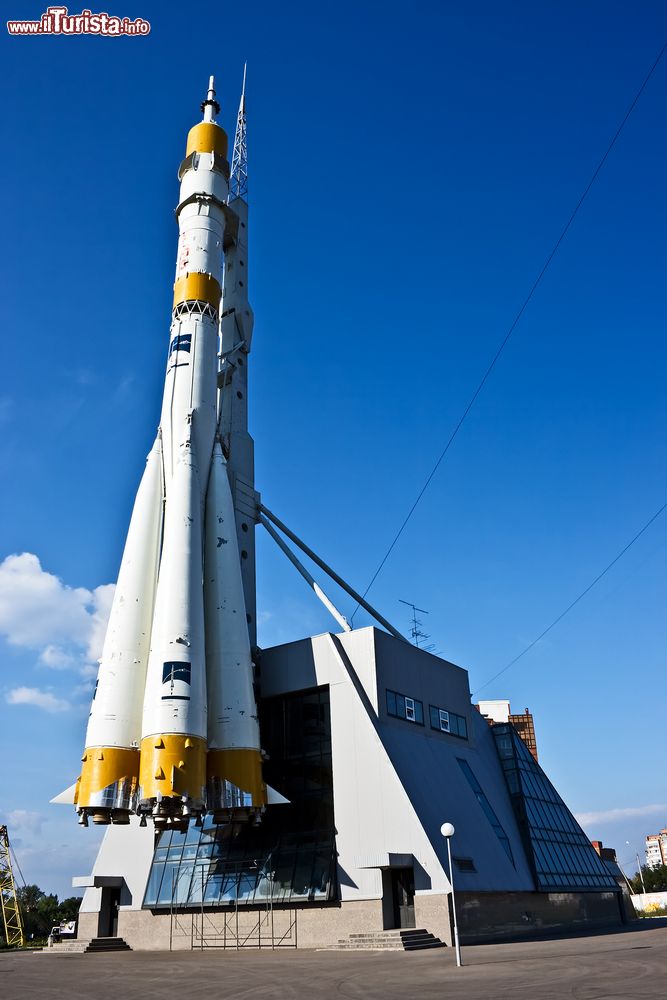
[2,921,667,999]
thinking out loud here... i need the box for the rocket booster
[138,416,207,824]
[70,77,266,828]
[205,442,265,822]
[76,436,163,825]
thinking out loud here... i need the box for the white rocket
[66,77,267,828]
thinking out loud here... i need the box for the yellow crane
[0,825,24,947]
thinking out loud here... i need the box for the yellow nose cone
[186,121,228,159]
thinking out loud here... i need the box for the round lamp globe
[440,822,455,838]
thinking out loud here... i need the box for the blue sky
[0,1,665,897]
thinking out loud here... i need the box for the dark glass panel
[143,863,164,907]
[492,724,619,893]
[457,759,514,864]
[144,685,337,910]
[157,863,181,905]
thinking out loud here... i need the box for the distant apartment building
[476,700,538,761]
[645,829,667,868]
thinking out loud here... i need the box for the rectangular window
[453,856,477,873]
[429,704,468,739]
[454,714,468,739]
[458,758,514,865]
[386,690,424,726]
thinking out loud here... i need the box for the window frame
[428,703,468,740]
[386,689,424,727]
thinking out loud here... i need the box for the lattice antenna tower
[0,825,25,947]
[230,63,248,201]
[399,600,434,652]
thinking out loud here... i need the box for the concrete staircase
[84,937,132,953]
[329,928,445,951]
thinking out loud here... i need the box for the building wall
[74,627,623,948]
[78,889,626,950]
[261,628,536,909]
[456,891,624,942]
[645,831,667,868]
[630,891,667,912]
[77,817,156,923]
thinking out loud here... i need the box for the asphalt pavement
[2,919,666,999]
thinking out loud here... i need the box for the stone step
[85,937,132,953]
[347,928,429,937]
[43,940,91,954]
[328,928,445,951]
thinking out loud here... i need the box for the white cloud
[115,373,136,398]
[6,809,45,836]
[6,686,70,713]
[576,803,667,827]
[0,553,114,674]
[39,645,77,669]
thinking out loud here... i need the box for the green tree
[16,885,60,940]
[57,897,81,923]
[630,864,667,894]
[17,884,45,940]
[13,886,81,942]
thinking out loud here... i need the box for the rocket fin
[266,785,290,806]
[50,782,79,805]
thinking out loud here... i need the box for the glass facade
[492,724,618,892]
[457,758,514,863]
[143,686,337,909]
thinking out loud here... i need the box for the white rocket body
[205,443,259,751]
[70,78,267,828]
[204,442,263,816]
[74,437,163,822]
[159,152,226,484]
[85,436,163,750]
[140,423,207,741]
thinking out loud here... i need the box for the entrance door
[391,868,416,929]
[98,887,121,937]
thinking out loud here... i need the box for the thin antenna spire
[201,74,220,123]
[230,63,248,200]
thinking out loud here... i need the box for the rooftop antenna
[230,62,248,200]
[399,600,434,652]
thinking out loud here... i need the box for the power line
[353,40,666,613]
[472,499,667,695]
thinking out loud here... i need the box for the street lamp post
[626,841,647,895]
[441,822,462,967]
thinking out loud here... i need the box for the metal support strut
[259,504,405,642]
